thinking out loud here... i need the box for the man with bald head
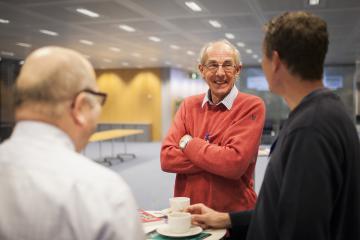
[0,46,144,240]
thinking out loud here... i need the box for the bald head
[15,46,96,116]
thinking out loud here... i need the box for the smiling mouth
[214,80,227,85]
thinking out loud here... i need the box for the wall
[355,61,360,118]
[96,68,163,141]
[236,64,357,128]
[169,68,208,118]
[0,58,20,142]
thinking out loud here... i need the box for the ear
[198,64,205,78]
[71,94,89,127]
[235,64,242,76]
[272,51,281,73]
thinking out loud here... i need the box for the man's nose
[216,65,226,75]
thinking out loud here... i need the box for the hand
[185,203,231,229]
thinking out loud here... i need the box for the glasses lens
[205,63,218,72]
[205,62,235,72]
[223,64,234,71]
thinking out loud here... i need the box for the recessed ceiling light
[0,18,10,24]
[76,8,99,18]
[252,54,258,59]
[185,1,202,12]
[237,42,245,48]
[1,51,14,56]
[208,20,221,28]
[103,59,112,63]
[39,29,58,36]
[309,0,320,5]
[79,39,93,45]
[170,44,180,50]
[119,24,136,32]
[187,50,195,55]
[225,33,235,39]
[19,60,24,65]
[148,36,161,42]
[16,42,31,48]
[245,49,253,54]
[109,47,121,52]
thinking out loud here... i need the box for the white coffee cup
[167,212,191,233]
[169,197,190,212]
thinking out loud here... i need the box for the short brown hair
[263,11,329,81]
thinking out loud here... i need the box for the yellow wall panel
[96,68,162,141]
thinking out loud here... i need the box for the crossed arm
[160,99,265,179]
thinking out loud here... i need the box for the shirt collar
[201,85,238,110]
[12,120,75,151]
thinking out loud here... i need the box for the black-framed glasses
[203,62,236,73]
[74,88,108,106]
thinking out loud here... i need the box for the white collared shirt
[0,121,145,240]
[201,85,238,110]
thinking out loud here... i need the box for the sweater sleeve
[160,101,203,174]
[275,128,340,240]
[183,98,265,180]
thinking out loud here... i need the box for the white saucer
[156,225,203,237]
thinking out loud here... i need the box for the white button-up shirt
[201,85,239,110]
[0,121,145,240]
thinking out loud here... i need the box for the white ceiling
[0,0,359,71]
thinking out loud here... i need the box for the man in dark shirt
[186,11,360,240]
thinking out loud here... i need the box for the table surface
[144,220,226,240]
[89,129,144,142]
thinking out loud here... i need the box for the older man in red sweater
[161,39,265,212]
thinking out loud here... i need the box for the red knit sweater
[161,92,265,212]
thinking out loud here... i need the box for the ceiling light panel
[16,42,31,48]
[79,39,93,45]
[0,18,10,24]
[185,1,202,12]
[1,51,14,56]
[309,0,320,6]
[209,20,221,28]
[237,42,246,47]
[170,45,180,50]
[148,36,161,42]
[119,24,136,32]
[39,29,58,36]
[76,8,99,18]
[225,33,235,39]
[109,47,121,52]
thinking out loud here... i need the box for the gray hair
[198,39,242,65]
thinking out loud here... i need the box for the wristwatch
[179,135,193,150]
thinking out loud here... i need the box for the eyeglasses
[73,88,108,106]
[203,62,236,73]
